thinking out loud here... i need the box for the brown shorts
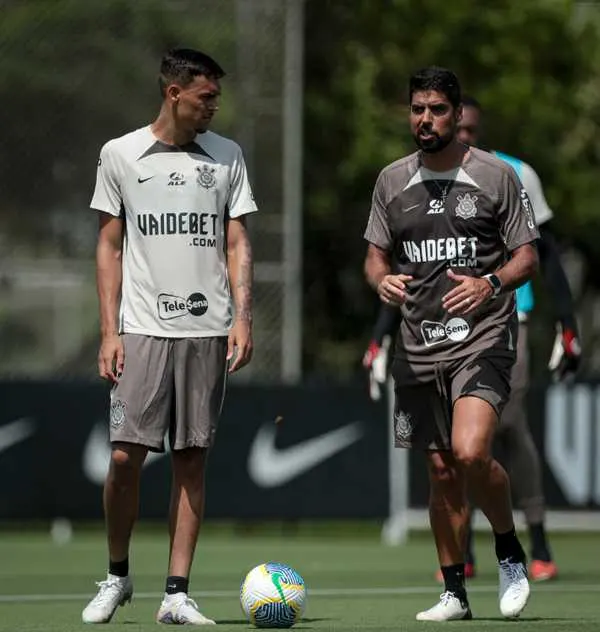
[109,334,228,451]
[393,349,515,450]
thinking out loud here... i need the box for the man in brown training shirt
[364,66,539,622]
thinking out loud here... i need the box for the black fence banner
[0,380,597,521]
[0,381,388,520]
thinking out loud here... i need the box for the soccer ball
[240,562,306,628]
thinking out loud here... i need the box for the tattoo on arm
[228,220,253,323]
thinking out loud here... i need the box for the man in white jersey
[82,48,257,625]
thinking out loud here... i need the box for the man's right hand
[98,333,124,382]
[377,274,413,306]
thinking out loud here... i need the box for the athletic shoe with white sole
[156,592,216,625]
[498,558,530,618]
[82,574,133,624]
[416,591,472,621]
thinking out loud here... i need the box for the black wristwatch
[483,273,502,299]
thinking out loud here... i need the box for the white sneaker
[82,574,133,623]
[416,591,472,621]
[498,558,530,618]
[156,592,216,625]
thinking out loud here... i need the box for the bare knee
[427,451,460,487]
[172,447,208,487]
[426,451,466,514]
[453,446,490,473]
[109,445,146,484]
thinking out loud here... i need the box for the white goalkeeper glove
[548,322,582,383]
[362,335,391,401]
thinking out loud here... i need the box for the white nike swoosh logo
[248,421,364,488]
[403,204,420,213]
[0,418,35,454]
[82,422,168,485]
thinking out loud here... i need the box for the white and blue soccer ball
[240,562,306,628]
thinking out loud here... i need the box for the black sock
[166,576,189,595]
[494,527,526,563]
[109,557,129,578]
[441,564,467,600]
[529,523,552,562]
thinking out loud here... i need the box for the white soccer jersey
[91,126,258,337]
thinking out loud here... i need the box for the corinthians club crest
[110,399,126,429]
[394,410,413,442]
[196,164,217,189]
[455,192,478,219]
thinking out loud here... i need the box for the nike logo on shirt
[138,176,154,183]
[247,421,364,488]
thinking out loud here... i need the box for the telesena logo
[158,292,208,320]
[421,317,470,347]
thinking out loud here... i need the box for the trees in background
[1,0,600,379]
[304,0,600,378]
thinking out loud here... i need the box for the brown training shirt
[364,147,539,365]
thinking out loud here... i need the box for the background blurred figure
[363,94,582,583]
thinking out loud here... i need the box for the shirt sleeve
[364,170,392,250]
[519,161,553,226]
[498,165,540,251]
[227,145,258,219]
[90,141,123,217]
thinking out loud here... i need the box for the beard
[413,129,454,153]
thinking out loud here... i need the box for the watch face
[486,274,501,296]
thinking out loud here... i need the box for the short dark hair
[409,66,462,109]
[159,48,225,96]
[461,95,482,111]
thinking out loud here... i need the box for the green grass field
[0,527,598,631]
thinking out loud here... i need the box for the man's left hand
[548,323,581,382]
[362,336,391,401]
[442,269,493,315]
[228,319,253,373]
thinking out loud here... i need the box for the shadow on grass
[471,617,573,622]
[215,618,332,626]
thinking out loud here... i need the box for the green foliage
[0,0,236,252]
[304,0,600,377]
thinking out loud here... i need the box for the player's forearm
[372,304,402,343]
[495,243,539,293]
[96,241,122,337]
[227,231,253,324]
[365,245,392,291]
[537,224,578,332]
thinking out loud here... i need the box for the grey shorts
[393,348,515,451]
[109,334,228,451]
